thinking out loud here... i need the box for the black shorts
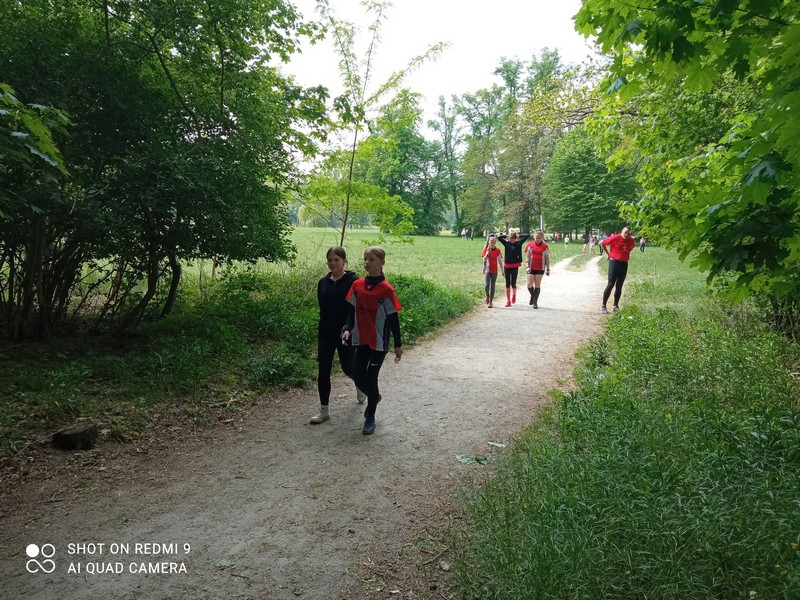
[530,269,545,275]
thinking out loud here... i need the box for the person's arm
[545,249,551,274]
[387,312,402,362]
[497,251,505,276]
[518,233,530,244]
[341,303,354,343]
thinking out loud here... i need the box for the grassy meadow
[451,247,800,599]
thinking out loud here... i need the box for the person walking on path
[599,226,636,314]
[310,247,366,424]
[524,230,551,309]
[497,231,530,306]
[639,235,646,252]
[482,234,504,308]
[341,247,403,435]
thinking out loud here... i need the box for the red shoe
[487,301,493,308]
[485,296,489,304]
[505,300,511,307]
[512,290,517,304]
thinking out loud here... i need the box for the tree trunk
[159,251,182,319]
[116,251,160,332]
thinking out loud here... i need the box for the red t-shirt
[524,241,550,271]
[482,246,503,274]
[602,234,635,262]
[345,278,402,352]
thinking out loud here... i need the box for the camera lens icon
[26,543,56,574]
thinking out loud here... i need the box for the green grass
[452,247,800,599]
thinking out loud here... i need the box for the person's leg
[526,272,535,304]
[487,273,497,306]
[509,268,518,303]
[532,273,543,308]
[504,267,512,306]
[337,343,365,403]
[361,350,387,434]
[311,338,336,423]
[602,260,619,309]
[484,272,491,303]
[612,262,629,309]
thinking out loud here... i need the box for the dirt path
[0,256,605,600]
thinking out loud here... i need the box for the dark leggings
[504,267,519,288]
[317,338,355,405]
[352,346,387,420]
[602,259,629,307]
[484,272,498,298]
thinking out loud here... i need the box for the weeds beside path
[0,256,605,600]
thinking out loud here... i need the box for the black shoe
[362,419,376,435]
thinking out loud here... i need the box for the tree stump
[52,422,98,451]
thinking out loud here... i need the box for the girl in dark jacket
[310,246,365,424]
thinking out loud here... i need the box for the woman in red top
[524,230,551,309]
[481,234,504,308]
[599,226,635,313]
[341,247,403,435]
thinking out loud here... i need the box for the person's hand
[394,347,403,363]
[546,269,550,276]
[340,330,350,345]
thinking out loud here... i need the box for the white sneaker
[356,388,366,404]
[309,406,330,424]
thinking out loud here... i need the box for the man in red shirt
[599,226,635,313]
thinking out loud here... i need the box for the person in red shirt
[481,234,504,308]
[524,230,551,309]
[341,246,403,435]
[599,226,636,313]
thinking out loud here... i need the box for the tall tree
[0,0,328,340]
[428,96,464,228]
[576,0,800,307]
[543,126,638,235]
[313,0,445,245]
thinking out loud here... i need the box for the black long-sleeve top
[317,270,357,343]
[498,234,530,267]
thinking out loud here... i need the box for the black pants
[352,346,387,420]
[602,259,629,307]
[317,338,355,405]
[504,267,519,288]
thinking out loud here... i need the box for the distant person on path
[341,247,403,435]
[310,246,365,424]
[588,234,597,254]
[498,231,530,306]
[599,226,636,314]
[461,227,467,240]
[639,235,646,252]
[482,234,504,308]
[524,230,551,309]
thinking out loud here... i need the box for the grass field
[451,246,800,599]
[258,227,583,293]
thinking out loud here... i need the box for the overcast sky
[284,0,596,126]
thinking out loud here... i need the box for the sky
[284,0,596,129]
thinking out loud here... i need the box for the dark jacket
[317,270,357,342]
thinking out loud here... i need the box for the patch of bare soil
[0,256,604,600]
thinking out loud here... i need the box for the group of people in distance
[312,245,402,436]
[482,226,636,314]
[311,227,637,436]
[482,230,551,309]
